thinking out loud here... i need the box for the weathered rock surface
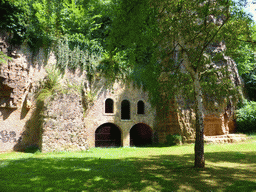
[0,32,46,152]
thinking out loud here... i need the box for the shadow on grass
[0,151,255,192]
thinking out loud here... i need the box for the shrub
[165,134,182,146]
[36,67,63,102]
[236,101,256,133]
[24,144,40,153]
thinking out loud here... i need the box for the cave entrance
[130,123,153,147]
[95,123,121,147]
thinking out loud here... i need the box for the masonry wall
[41,93,88,152]
[84,82,156,148]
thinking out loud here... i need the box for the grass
[0,138,256,192]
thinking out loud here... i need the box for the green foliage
[1,0,113,58]
[235,43,256,75]
[98,50,131,84]
[236,100,256,133]
[243,71,256,101]
[0,0,28,45]
[234,40,256,101]
[108,0,157,50]
[0,51,12,64]
[55,37,101,79]
[165,134,182,146]
[36,67,63,102]
[107,0,254,112]
[26,0,56,52]
[229,4,256,101]
[108,0,250,107]
[24,144,41,153]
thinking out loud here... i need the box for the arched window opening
[121,100,130,120]
[105,98,114,113]
[137,100,145,114]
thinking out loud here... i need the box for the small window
[105,98,114,113]
[137,100,145,114]
[121,100,130,120]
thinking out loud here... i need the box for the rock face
[0,32,46,152]
[0,46,30,109]
[155,43,241,143]
[0,34,242,152]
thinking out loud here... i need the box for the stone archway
[130,123,153,146]
[95,123,121,147]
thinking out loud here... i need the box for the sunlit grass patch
[0,139,255,191]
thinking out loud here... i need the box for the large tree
[108,0,253,168]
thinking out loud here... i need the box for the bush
[236,101,256,133]
[36,67,63,102]
[165,134,182,146]
[24,144,41,153]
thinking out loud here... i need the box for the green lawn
[0,137,256,192]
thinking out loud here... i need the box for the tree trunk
[193,71,205,168]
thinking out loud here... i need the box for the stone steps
[186,134,248,144]
[204,134,248,144]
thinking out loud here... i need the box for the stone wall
[42,93,88,152]
[0,107,32,152]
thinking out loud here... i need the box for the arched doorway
[95,123,121,147]
[130,123,153,146]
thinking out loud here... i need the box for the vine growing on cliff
[55,37,101,75]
